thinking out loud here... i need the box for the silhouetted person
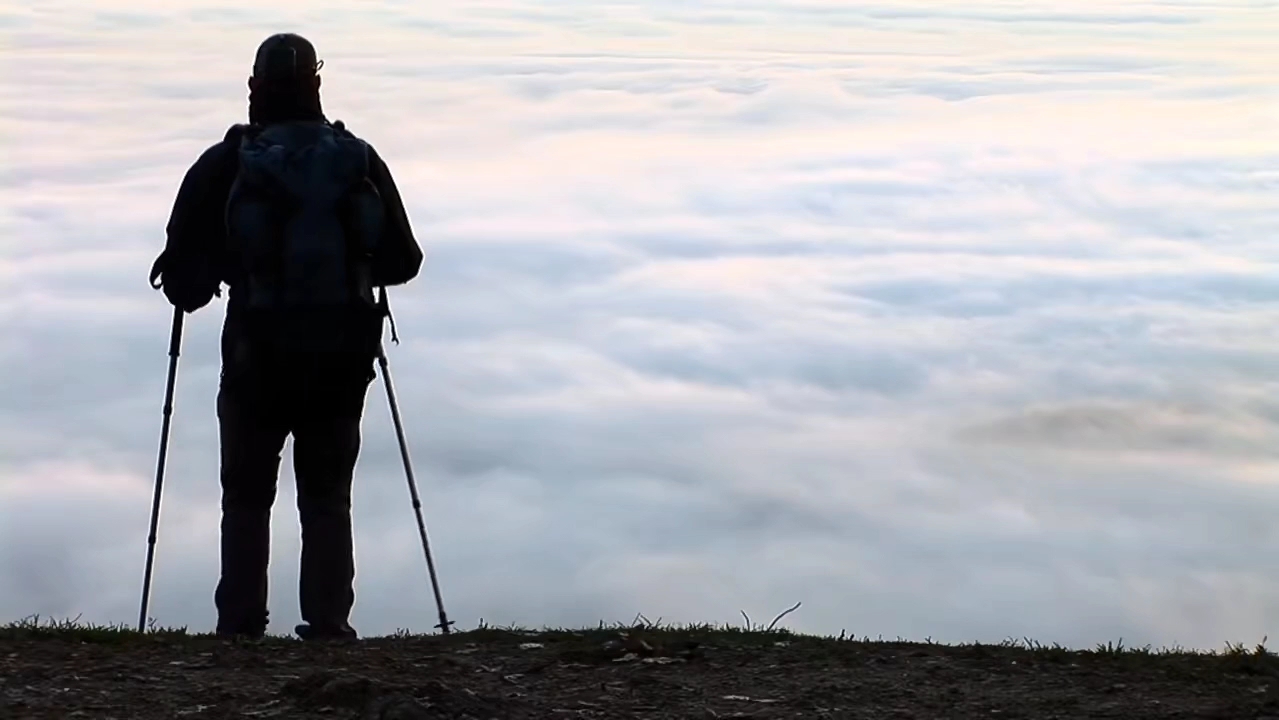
[150,33,423,641]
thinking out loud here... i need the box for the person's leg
[291,364,373,639]
[214,380,290,638]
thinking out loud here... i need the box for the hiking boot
[295,623,358,642]
[214,608,267,641]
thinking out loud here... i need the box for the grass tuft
[4,610,1278,677]
[2,614,191,645]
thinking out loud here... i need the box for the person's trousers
[213,359,374,637]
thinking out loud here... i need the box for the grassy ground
[3,615,1278,719]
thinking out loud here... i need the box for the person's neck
[248,90,325,126]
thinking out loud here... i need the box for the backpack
[224,119,386,357]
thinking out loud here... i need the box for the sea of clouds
[2,0,1278,649]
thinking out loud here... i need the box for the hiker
[148,33,423,641]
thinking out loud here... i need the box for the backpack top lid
[236,121,370,202]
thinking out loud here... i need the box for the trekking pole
[375,289,453,634]
[138,306,184,633]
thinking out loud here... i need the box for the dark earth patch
[2,618,1278,719]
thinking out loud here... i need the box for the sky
[2,0,1278,650]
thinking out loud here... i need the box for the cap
[252,33,323,81]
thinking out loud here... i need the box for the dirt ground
[2,623,1277,719]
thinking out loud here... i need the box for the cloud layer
[2,0,1278,649]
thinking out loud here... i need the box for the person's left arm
[150,126,246,312]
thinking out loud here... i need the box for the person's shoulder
[329,119,381,155]
[329,119,357,139]
[222,123,251,143]
[188,124,251,171]
[212,123,252,153]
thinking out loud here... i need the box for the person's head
[247,33,325,125]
